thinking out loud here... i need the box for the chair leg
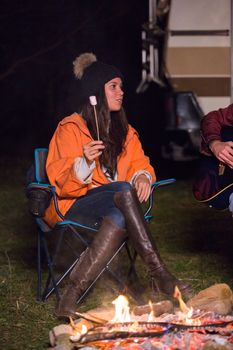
[42,227,87,301]
[125,243,138,281]
[43,256,81,301]
[41,229,65,301]
[122,243,145,304]
[37,230,42,301]
[40,231,60,301]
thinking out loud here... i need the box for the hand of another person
[83,141,105,165]
[209,140,233,168]
[134,174,151,203]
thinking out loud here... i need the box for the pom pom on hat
[72,52,123,101]
[73,53,97,79]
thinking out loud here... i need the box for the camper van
[137,0,232,161]
[166,0,231,114]
[166,0,231,160]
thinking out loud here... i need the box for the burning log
[133,300,173,316]
[77,322,170,344]
[74,312,107,324]
[72,320,233,346]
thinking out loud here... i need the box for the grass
[1,157,233,349]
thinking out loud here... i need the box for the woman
[45,53,189,318]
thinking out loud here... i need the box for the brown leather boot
[55,217,126,318]
[114,188,190,298]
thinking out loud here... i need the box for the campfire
[49,283,233,350]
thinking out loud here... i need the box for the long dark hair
[79,89,128,179]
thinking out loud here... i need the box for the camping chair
[26,147,176,305]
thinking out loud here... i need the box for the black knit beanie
[73,53,123,101]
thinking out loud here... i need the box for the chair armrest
[27,182,56,191]
[26,182,65,220]
[151,178,176,190]
[26,183,55,217]
[144,178,176,219]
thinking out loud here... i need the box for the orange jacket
[44,113,156,227]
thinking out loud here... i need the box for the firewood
[78,327,167,344]
[74,312,107,324]
[133,300,174,316]
[187,283,233,315]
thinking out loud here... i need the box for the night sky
[0,1,168,167]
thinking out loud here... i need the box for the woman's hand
[134,174,151,202]
[83,141,105,165]
[209,140,233,168]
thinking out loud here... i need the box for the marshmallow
[89,96,97,106]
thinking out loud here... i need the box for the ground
[0,157,233,349]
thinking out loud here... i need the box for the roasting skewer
[89,95,100,140]
[74,311,107,324]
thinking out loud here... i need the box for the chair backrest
[26,148,52,218]
[34,148,49,183]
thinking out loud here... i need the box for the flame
[69,319,88,342]
[79,324,86,334]
[110,295,131,323]
[173,286,201,325]
[110,295,157,324]
[147,300,154,322]
[174,285,190,314]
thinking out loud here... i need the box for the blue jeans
[65,181,132,229]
